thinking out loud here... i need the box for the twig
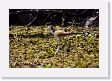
[27,17,37,27]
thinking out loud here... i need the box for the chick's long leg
[55,36,61,54]
[55,45,60,54]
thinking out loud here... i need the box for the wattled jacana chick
[48,25,70,54]
[48,25,70,41]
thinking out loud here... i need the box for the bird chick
[48,25,70,54]
[48,25,70,41]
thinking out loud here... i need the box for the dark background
[9,9,99,27]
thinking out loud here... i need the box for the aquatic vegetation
[9,26,99,68]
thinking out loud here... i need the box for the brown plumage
[55,30,70,37]
[48,25,70,41]
[48,25,70,54]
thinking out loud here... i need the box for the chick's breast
[55,30,66,37]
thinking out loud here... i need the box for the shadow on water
[9,32,87,39]
[9,33,54,38]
